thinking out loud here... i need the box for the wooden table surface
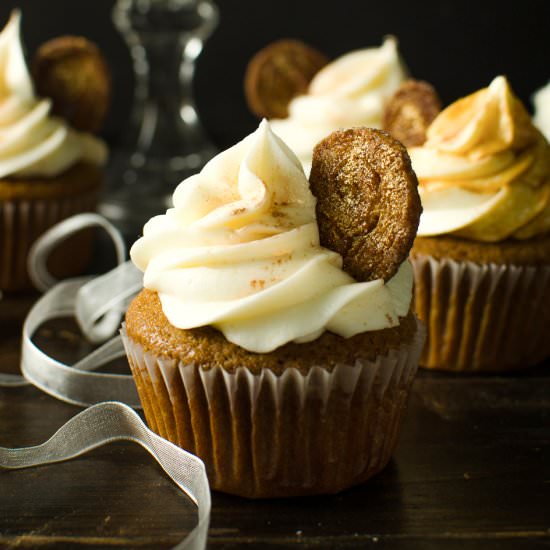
[1,294,549,550]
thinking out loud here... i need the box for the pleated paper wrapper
[411,253,550,372]
[122,322,425,498]
[0,192,98,291]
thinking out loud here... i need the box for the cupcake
[533,80,550,141]
[0,12,109,292]
[405,76,550,372]
[123,120,424,498]
[246,37,407,173]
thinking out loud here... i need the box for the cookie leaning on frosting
[123,120,424,498]
[0,11,109,292]
[389,76,550,372]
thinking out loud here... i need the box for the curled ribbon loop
[75,261,142,344]
[12,212,143,406]
[28,213,127,293]
[21,276,141,407]
[0,401,211,550]
[4,213,143,397]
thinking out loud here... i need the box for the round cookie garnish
[244,39,329,119]
[309,128,422,282]
[383,79,441,147]
[32,36,111,133]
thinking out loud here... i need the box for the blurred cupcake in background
[533,80,550,141]
[245,36,407,172]
[405,76,550,372]
[0,11,110,292]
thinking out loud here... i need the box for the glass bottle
[101,0,218,236]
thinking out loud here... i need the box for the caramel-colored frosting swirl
[131,121,412,353]
[270,37,406,173]
[0,12,106,179]
[410,76,550,241]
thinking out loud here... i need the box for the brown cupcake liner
[122,322,424,498]
[0,191,98,292]
[411,253,550,372]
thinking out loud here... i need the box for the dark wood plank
[1,294,549,549]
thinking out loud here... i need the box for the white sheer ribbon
[0,401,211,550]
[0,214,212,549]
[21,273,141,407]
[28,213,127,293]
[8,213,143,399]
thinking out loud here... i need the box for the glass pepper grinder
[101,0,218,236]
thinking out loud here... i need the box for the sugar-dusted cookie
[244,39,328,119]
[383,79,441,147]
[310,127,421,281]
[32,36,111,133]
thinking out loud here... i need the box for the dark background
[2,0,549,150]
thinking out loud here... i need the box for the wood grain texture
[1,294,549,549]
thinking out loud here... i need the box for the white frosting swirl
[131,121,412,353]
[0,12,107,179]
[533,80,550,142]
[270,37,406,172]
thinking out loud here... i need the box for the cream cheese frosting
[533,80,550,142]
[270,37,406,173]
[131,120,412,353]
[410,76,550,241]
[0,11,107,179]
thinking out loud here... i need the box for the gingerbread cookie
[383,79,441,147]
[309,128,421,282]
[244,39,328,119]
[32,36,111,133]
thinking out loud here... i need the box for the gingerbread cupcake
[403,76,550,372]
[123,120,424,498]
[0,12,109,292]
[245,37,407,173]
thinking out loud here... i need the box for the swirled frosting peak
[270,37,407,172]
[410,76,550,241]
[131,120,412,353]
[0,11,107,179]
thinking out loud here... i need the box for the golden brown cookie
[32,36,111,133]
[383,79,441,147]
[309,128,421,282]
[244,39,328,119]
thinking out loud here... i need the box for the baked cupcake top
[130,121,413,353]
[268,37,407,172]
[533,80,550,142]
[0,11,107,179]
[410,76,550,241]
